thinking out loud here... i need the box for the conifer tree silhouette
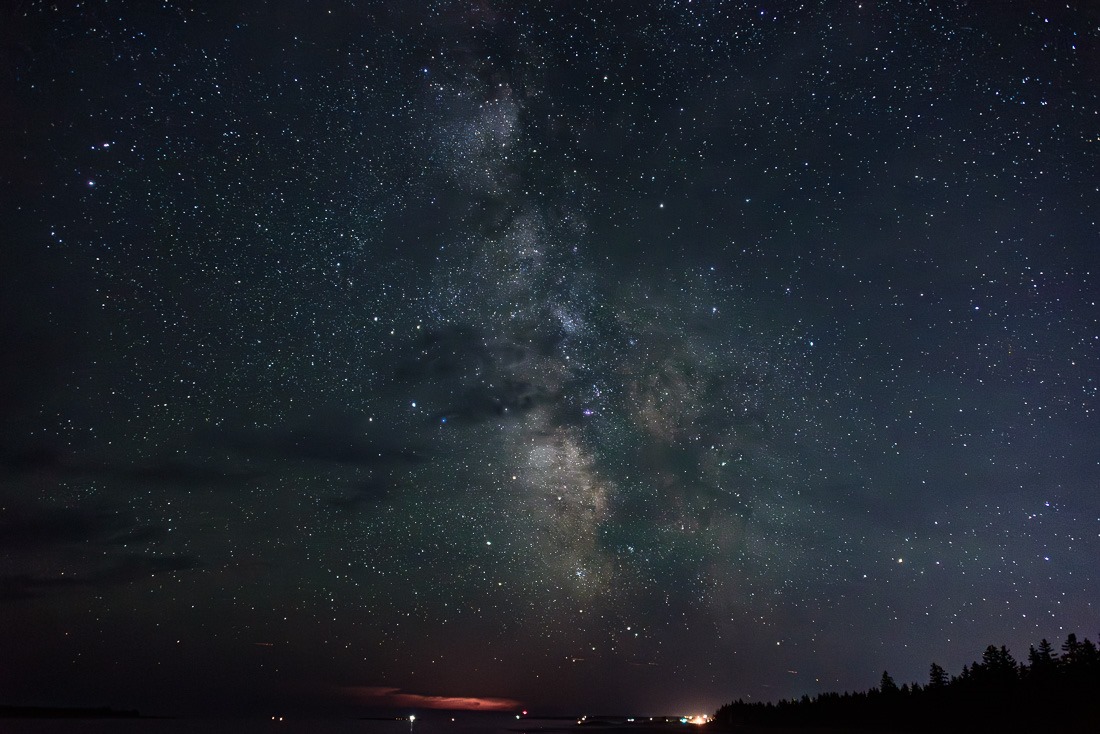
[1061,632,1080,666]
[928,662,948,688]
[712,632,1100,732]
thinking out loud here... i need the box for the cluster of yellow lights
[575,714,710,726]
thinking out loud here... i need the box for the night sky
[2,0,1099,719]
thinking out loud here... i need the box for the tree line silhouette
[713,633,1100,732]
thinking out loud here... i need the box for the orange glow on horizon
[343,686,522,712]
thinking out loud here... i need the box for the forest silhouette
[713,633,1099,732]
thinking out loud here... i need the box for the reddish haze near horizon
[345,686,522,711]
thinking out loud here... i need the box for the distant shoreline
[0,705,159,719]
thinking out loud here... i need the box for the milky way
[2,0,1098,717]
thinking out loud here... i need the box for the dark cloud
[3,426,429,490]
[107,525,170,545]
[0,574,84,602]
[125,460,266,487]
[0,504,180,602]
[223,428,426,467]
[0,238,91,425]
[96,554,203,583]
[0,554,201,602]
[0,506,160,551]
[0,446,265,489]
[0,445,65,473]
[326,478,394,512]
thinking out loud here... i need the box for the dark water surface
[0,714,696,734]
